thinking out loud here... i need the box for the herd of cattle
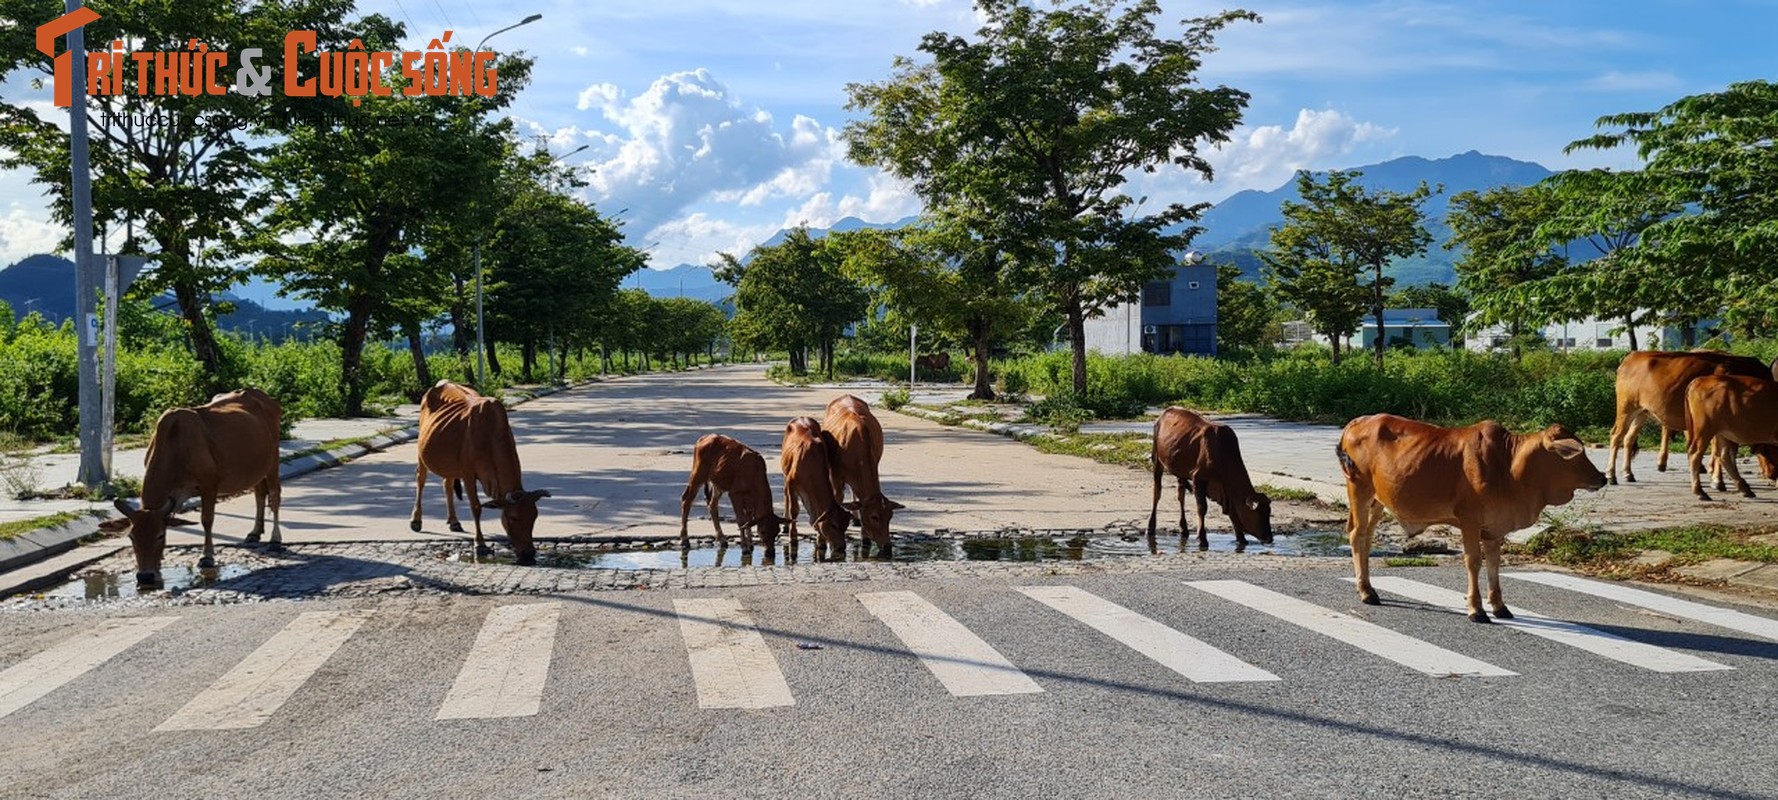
[101,349,1778,624]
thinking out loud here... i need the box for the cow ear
[1544,433,1586,460]
[98,517,132,533]
[886,499,906,510]
[842,501,861,512]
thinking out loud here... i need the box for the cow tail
[1335,442,1359,481]
[452,479,465,501]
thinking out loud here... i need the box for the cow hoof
[409,520,421,532]
[1715,482,1727,492]
[1696,491,1714,502]
[135,571,162,590]
[1608,476,1618,486]
[265,541,285,553]
[1359,592,1380,606]
[1492,608,1514,620]
[198,555,216,569]
[1656,465,1668,473]
[243,532,262,543]
[475,545,493,557]
[1624,474,1636,483]
[449,522,466,534]
[1468,611,1492,624]
[1742,489,1757,499]
[515,553,537,567]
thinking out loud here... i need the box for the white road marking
[1018,585,1279,684]
[1364,577,1730,673]
[157,611,371,731]
[674,598,794,710]
[1506,571,1778,643]
[1185,580,1516,677]
[436,603,562,720]
[858,590,1042,697]
[0,616,179,720]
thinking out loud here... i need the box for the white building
[1463,313,1719,352]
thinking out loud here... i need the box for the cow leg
[1459,526,1489,623]
[1606,413,1625,485]
[1176,480,1191,540]
[1656,425,1673,472]
[247,483,267,543]
[678,479,701,550]
[1690,431,1713,501]
[468,489,490,557]
[1712,440,1729,492]
[709,489,728,547]
[266,471,284,552]
[198,494,217,569]
[1146,462,1163,537]
[1721,439,1756,498]
[410,462,427,532]
[784,489,800,550]
[1482,535,1511,620]
[444,478,465,533]
[1193,481,1212,551]
[1345,481,1380,606]
[1621,418,1643,483]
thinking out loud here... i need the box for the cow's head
[486,489,550,565]
[813,504,853,545]
[844,495,904,549]
[746,512,788,549]
[1535,425,1608,498]
[1234,492,1273,544]
[110,497,176,589]
[1755,444,1778,482]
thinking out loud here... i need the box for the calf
[780,417,851,560]
[1146,407,1272,549]
[679,434,786,550]
[1338,414,1606,623]
[1686,375,1778,501]
[823,394,903,557]
[411,381,550,564]
[110,388,283,589]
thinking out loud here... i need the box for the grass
[1254,483,1319,502]
[0,511,85,541]
[1519,524,1778,578]
[279,433,386,464]
[1384,557,1440,567]
[1027,432,1154,471]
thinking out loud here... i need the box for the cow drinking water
[1146,407,1272,550]
[679,434,786,550]
[110,388,284,589]
[780,417,852,560]
[822,394,903,557]
[411,381,550,565]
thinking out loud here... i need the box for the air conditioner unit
[1142,325,1156,334]
[1187,281,1200,290]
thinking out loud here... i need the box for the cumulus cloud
[779,172,921,231]
[569,69,846,238]
[1211,108,1395,187]
[0,200,62,268]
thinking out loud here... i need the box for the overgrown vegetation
[0,511,85,542]
[1521,525,1778,573]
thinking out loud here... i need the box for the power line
[429,0,455,28]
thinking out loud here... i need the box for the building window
[1143,281,1171,306]
[1597,337,1614,348]
[1186,281,1200,290]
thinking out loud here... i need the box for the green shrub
[881,386,911,411]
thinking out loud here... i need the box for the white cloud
[779,172,921,230]
[1212,108,1395,187]
[0,201,64,268]
[569,69,846,240]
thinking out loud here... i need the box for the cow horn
[504,490,525,505]
[528,489,552,501]
[113,498,138,516]
[155,498,176,517]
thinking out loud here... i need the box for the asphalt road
[7,366,1778,798]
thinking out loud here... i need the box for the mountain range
[0,253,328,338]
[0,151,1555,318]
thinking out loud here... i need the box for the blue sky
[2,0,1775,285]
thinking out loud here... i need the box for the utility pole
[474,241,486,388]
[909,323,917,387]
[68,0,102,490]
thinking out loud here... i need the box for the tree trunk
[1066,295,1088,395]
[521,338,536,382]
[450,274,470,359]
[1372,263,1386,369]
[407,325,431,392]
[171,280,226,392]
[485,338,503,377]
[1682,323,1697,348]
[1624,314,1639,351]
[339,293,375,416]
[968,320,995,401]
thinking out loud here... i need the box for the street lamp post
[472,13,543,389]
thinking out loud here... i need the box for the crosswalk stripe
[436,603,562,720]
[1505,572,1778,643]
[673,598,794,710]
[156,611,372,731]
[0,616,179,720]
[1018,585,1279,683]
[1363,577,1731,673]
[1185,580,1516,677]
[858,591,1043,697]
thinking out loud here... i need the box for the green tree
[1530,169,1680,350]
[716,227,868,377]
[1567,81,1778,338]
[1266,170,1434,368]
[845,0,1255,394]
[1214,265,1279,355]
[0,0,363,384]
[1263,236,1366,363]
[1447,183,1567,356]
[255,49,530,414]
[1388,282,1469,342]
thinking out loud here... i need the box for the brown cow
[780,417,852,559]
[915,353,950,372]
[1686,375,1778,501]
[679,434,786,550]
[1146,407,1272,550]
[110,388,283,589]
[1609,350,1778,485]
[823,394,903,557]
[1337,414,1606,623]
[411,381,550,565]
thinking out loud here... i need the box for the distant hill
[0,254,329,339]
[1188,150,1555,285]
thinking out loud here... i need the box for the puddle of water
[454,530,1353,570]
[48,563,253,601]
